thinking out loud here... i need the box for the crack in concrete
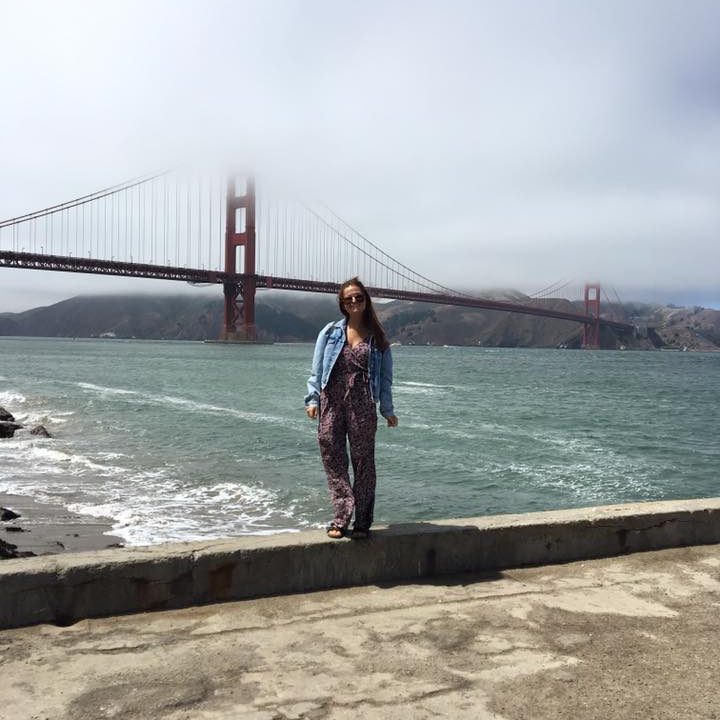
[253,680,471,714]
[66,643,154,656]
[159,575,656,638]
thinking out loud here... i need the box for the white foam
[77,382,138,396]
[398,381,459,389]
[0,391,26,405]
[151,393,292,427]
[396,385,440,396]
[94,451,127,460]
[0,441,127,479]
[13,411,49,425]
[69,455,126,475]
[435,427,478,440]
[75,380,297,429]
[500,456,660,503]
[28,446,70,462]
[67,478,296,546]
[14,408,74,426]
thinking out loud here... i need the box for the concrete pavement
[3,542,720,720]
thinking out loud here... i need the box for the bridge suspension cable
[530,279,573,299]
[0,171,226,271]
[0,172,169,228]
[310,202,476,298]
[2,169,561,306]
[254,185,475,297]
[601,286,630,322]
[0,170,636,341]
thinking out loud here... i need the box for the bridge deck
[0,250,634,332]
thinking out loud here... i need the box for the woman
[305,277,398,539]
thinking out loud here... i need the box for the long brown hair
[338,277,390,351]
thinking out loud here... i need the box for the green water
[1,337,718,544]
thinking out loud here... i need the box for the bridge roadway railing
[259,275,634,331]
[0,250,220,285]
[0,250,634,332]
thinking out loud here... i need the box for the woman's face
[341,285,367,319]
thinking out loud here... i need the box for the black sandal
[351,526,370,539]
[326,523,346,539]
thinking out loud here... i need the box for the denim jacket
[305,318,395,418]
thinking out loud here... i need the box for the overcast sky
[1,0,718,311]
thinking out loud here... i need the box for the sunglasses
[342,294,366,306]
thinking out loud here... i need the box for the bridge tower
[582,283,601,349]
[220,175,257,341]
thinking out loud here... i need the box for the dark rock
[1,508,21,521]
[0,537,35,559]
[0,421,23,438]
[5,526,26,533]
[0,538,18,558]
[30,425,52,438]
[0,406,14,422]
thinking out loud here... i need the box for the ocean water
[1,337,718,546]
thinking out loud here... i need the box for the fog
[1,0,718,311]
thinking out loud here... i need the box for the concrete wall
[2,498,720,630]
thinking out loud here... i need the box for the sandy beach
[1,493,124,558]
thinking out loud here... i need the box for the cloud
[1,0,719,310]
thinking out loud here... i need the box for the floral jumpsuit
[318,338,377,530]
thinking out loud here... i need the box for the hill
[0,293,337,343]
[0,292,718,350]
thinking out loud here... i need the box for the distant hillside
[376,299,589,348]
[0,292,718,350]
[644,305,720,352]
[375,296,720,350]
[0,293,338,343]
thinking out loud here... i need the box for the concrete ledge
[2,497,720,629]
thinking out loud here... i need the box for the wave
[77,382,137,396]
[2,341,711,548]
[499,458,661,502]
[12,410,52,426]
[1,462,305,545]
[67,479,300,545]
[75,381,297,429]
[0,441,127,479]
[396,386,443,397]
[398,381,459,389]
[0,388,76,429]
[0,391,27,406]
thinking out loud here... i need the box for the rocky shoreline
[0,404,51,439]
[0,493,125,559]
[1,404,125,560]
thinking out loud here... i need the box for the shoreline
[1,492,124,558]
[2,334,720,351]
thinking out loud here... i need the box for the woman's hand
[306,406,318,420]
[386,415,399,427]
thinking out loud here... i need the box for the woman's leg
[347,401,378,531]
[318,400,354,529]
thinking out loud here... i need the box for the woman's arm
[378,348,397,425]
[304,322,332,412]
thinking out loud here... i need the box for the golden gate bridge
[0,171,633,348]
